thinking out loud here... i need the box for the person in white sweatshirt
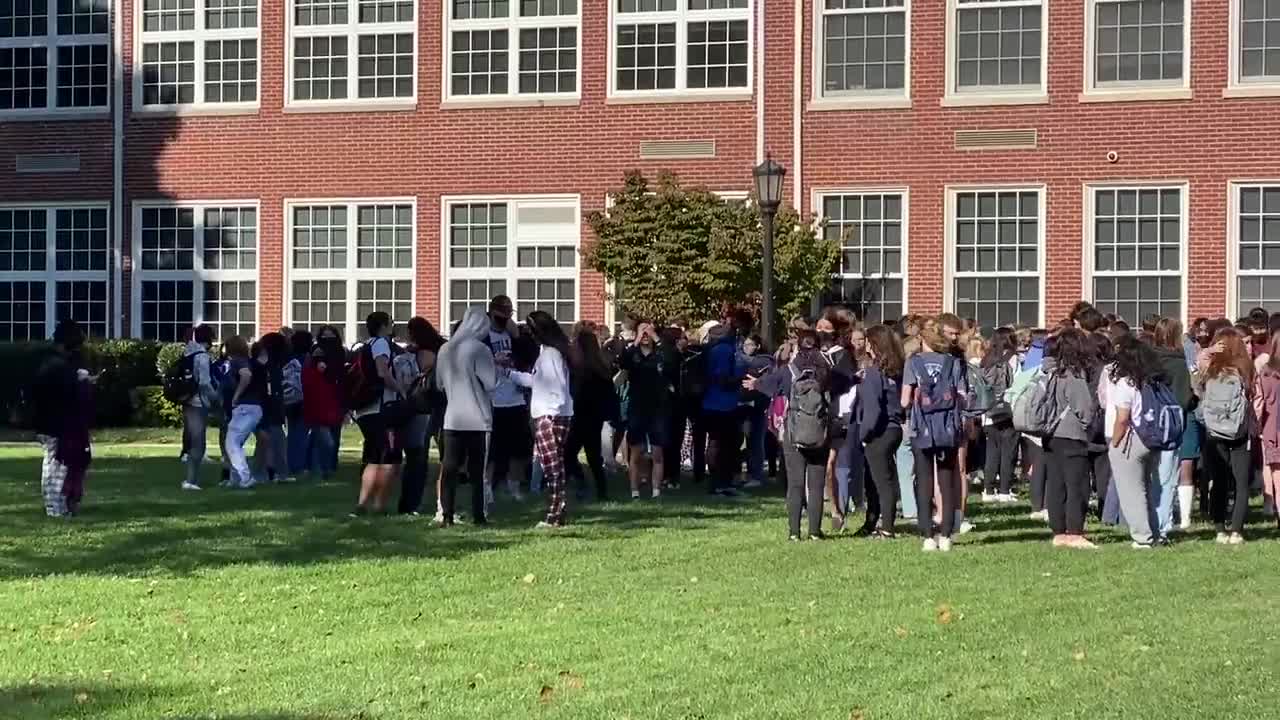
[505,311,576,528]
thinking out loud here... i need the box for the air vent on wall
[954,129,1037,151]
[639,140,717,160]
[16,153,81,173]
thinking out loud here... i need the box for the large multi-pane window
[1233,185,1280,316]
[951,0,1043,96]
[0,205,109,340]
[1088,0,1187,90]
[820,1,907,99]
[819,192,906,324]
[950,188,1041,328]
[0,0,109,113]
[137,0,260,108]
[134,203,259,341]
[1089,186,1183,323]
[443,196,578,328]
[1236,0,1280,85]
[288,0,416,105]
[611,0,752,96]
[446,0,580,100]
[288,200,414,341]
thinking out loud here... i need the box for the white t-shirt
[488,328,526,408]
[1099,362,1142,440]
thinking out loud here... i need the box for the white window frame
[1227,0,1280,98]
[441,0,582,107]
[943,184,1046,328]
[810,0,912,111]
[0,1,110,119]
[1226,180,1280,317]
[284,196,416,342]
[1081,181,1189,325]
[607,0,754,102]
[132,0,261,114]
[943,0,1047,107]
[285,0,419,111]
[0,202,111,338]
[440,193,580,330]
[812,187,910,323]
[131,200,261,339]
[1081,0,1192,103]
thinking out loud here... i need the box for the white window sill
[1078,87,1192,103]
[131,104,260,118]
[605,90,752,106]
[283,100,418,114]
[807,96,911,112]
[440,96,581,110]
[941,92,1048,108]
[1223,85,1280,99]
[0,108,110,122]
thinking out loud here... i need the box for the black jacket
[32,351,77,436]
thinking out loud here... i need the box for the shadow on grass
[0,681,372,720]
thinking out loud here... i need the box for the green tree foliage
[585,172,839,327]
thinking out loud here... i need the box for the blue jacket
[1022,337,1046,371]
[702,334,745,413]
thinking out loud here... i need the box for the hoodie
[1042,357,1099,443]
[437,307,499,432]
[702,331,745,413]
[184,341,217,409]
[1155,346,1194,411]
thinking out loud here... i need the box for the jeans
[914,446,957,537]
[864,426,903,533]
[1109,436,1157,545]
[896,435,917,518]
[834,424,865,514]
[1204,435,1251,533]
[254,422,287,482]
[744,406,767,484]
[1025,440,1045,511]
[310,424,339,479]
[285,403,311,476]
[183,404,208,486]
[226,404,263,488]
[1044,437,1090,535]
[784,445,827,537]
[398,414,431,514]
[1153,448,1180,535]
[983,421,1018,494]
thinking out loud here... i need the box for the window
[948,188,1042,328]
[610,0,751,96]
[1232,0,1280,88]
[0,0,109,113]
[287,199,415,341]
[1232,184,1280,316]
[446,0,580,101]
[1086,0,1188,95]
[0,205,109,340]
[136,0,259,109]
[288,0,416,106]
[443,196,578,328]
[133,203,259,341]
[818,1,908,100]
[818,191,906,324]
[1087,186,1184,323]
[948,0,1044,99]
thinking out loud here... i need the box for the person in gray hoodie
[181,324,219,491]
[1041,328,1102,549]
[436,306,499,526]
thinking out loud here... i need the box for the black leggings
[566,415,608,500]
[398,446,428,514]
[983,422,1018,495]
[863,426,902,533]
[1044,437,1090,535]
[705,409,741,492]
[914,447,958,537]
[784,444,826,537]
[441,430,488,524]
[1204,435,1251,533]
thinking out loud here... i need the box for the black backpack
[163,351,203,404]
[680,348,708,400]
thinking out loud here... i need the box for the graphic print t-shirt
[489,328,526,408]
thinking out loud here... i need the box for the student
[826,328,860,531]
[397,317,444,516]
[33,320,87,517]
[938,313,973,535]
[282,330,314,482]
[619,323,675,499]
[351,312,408,517]
[506,311,576,528]
[857,325,906,537]
[302,330,344,484]
[980,327,1019,502]
[1152,318,1195,535]
[1041,329,1101,550]
[252,333,290,484]
[566,327,616,501]
[896,334,921,522]
[223,335,264,490]
[1197,328,1256,544]
[1101,335,1165,549]
[703,322,746,497]
[486,295,533,502]
[740,334,773,491]
[436,307,498,526]
[181,324,218,491]
[1258,332,1280,530]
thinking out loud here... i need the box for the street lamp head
[753,155,786,213]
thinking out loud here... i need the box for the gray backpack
[786,365,829,450]
[1198,373,1248,440]
[1012,369,1065,438]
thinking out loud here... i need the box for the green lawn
[1,441,1278,720]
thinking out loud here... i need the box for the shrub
[156,342,186,379]
[0,340,168,427]
[131,386,184,428]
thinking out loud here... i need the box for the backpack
[680,349,708,401]
[966,363,994,418]
[393,350,433,414]
[344,344,381,410]
[1135,380,1185,451]
[282,357,304,406]
[1198,373,1248,440]
[909,354,964,450]
[785,365,829,450]
[1012,369,1067,438]
[163,351,203,404]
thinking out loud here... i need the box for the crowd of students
[29,298,1280,552]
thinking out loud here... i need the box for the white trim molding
[810,0,911,111]
[943,0,1048,108]
[285,0,419,112]
[0,0,111,120]
[441,0,582,107]
[1226,180,1280,318]
[132,0,261,115]
[811,186,910,324]
[1081,0,1192,103]
[1226,0,1280,98]
[943,184,1047,329]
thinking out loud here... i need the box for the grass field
[1,436,1278,720]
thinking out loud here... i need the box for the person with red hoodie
[303,325,346,483]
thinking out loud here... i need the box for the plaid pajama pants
[37,435,69,518]
[533,415,571,525]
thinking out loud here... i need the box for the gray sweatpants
[1108,435,1157,545]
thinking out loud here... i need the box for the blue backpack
[910,354,965,450]
[1135,381,1185,451]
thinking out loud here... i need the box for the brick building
[2,0,1279,341]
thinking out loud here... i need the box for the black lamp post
[753,156,786,348]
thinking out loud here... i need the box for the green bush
[131,386,184,428]
[0,340,168,427]
[156,342,185,378]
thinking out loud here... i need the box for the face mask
[818,331,835,347]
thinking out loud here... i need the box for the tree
[585,172,839,327]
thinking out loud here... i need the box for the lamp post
[753,156,786,348]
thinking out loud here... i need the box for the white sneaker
[180,482,202,491]
[742,479,764,490]
[1131,541,1154,550]
[1228,533,1246,545]
[922,537,939,552]
[958,521,975,535]
[1215,532,1230,545]
[281,476,298,484]
[631,490,641,500]
[1030,509,1049,521]
[651,489,662,499]
[981,491,996,502]
[938,536,953,552]
[997,493,1016,503]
